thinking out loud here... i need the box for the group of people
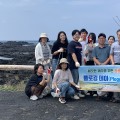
[25,28,120,104]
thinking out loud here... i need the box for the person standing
[35,33,52,68]
[52,31,68,76]
[68,29,85,98]
[84,32,97,65]
[79,29,88,49]
[92,33,110,65]
[110,29,120,103]
[79,29,88,65]
[84,32,97,96]
[92,33,110,99]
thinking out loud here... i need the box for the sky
[0,0,120,41]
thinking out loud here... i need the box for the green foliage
[0,81,25,91]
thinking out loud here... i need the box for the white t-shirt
[80,40,88,65]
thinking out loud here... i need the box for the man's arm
[72,53,78,63]
[110,54,115,65]
[110,44,115,65]
[93,57,101,65]
[103,57,110,65]
[72,53,80,67]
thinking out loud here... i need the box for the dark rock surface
[0,42,3,45]
[0,41,36,85]
[0,41,36,65]
[0,91,120,120]
[0,41,52,85]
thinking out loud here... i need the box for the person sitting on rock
[25,64,51,100]
[51,58,80,104]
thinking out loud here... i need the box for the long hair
[34,64,44,74]
[108,36,115,42]
[88,32,96,43]
[56,31,68,45]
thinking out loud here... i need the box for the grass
[0,81,25,91]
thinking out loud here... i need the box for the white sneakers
[51,92,60,97]
[30,94,43,100]
[93,94,97,97]
[30,95,38,101]
[86,92,91,96]
[72,95,80,100]
[77,93,85,98]
[59,98,66,104]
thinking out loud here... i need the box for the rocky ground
[0,91,120,120]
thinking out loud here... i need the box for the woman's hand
[56,88,60,93]
[57,48,64,53]
[47,68,52,75]
[47,59,51,64]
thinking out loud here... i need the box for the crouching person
[51,58,80,104]
[25,64,51,101]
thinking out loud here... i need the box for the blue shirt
[92,45,110,63]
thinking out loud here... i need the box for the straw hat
[59,58,69,65]
[39,33,49,42]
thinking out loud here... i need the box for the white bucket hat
[59,58,69,65]
[39,33,49,42]
[40,33,48,38]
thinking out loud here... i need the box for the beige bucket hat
[39,33,49,42]
[59,58,69,65]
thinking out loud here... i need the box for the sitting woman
[25,64,51,101]
[52,58,80,104]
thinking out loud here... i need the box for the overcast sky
[0,0,120,41]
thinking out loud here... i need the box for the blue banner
[79,65,120,92]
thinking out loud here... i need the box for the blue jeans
[52,59,59,78]
[71,69,79,84]
[58,82,75,97]
[71,69,79,93]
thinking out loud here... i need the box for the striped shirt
[41,43,50,61]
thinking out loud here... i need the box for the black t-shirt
[52,41,68,59]
[25,74,44,97]
[25,74,43,91]
[67,40,82,70]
